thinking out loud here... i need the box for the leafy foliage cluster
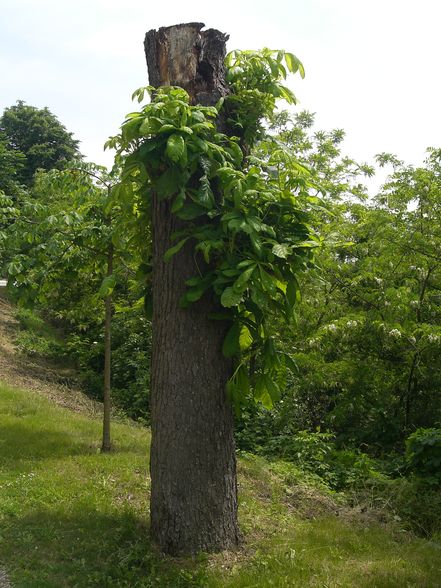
[406,428,441,484]
[261,429,381,490]
[220,112,440,458]
[107,49,317,410]
[225,48,304,147]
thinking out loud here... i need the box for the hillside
[0,295,440,587]
[0,291,97,415]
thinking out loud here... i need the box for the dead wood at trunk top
[144,22,230,105]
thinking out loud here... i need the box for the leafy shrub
[359,476,441,539]
[65,307,151,419]
[328,448,382,489]
[261,429,381,490]
[405,428,441,485]
[391,479,441,538]
[234,401,275,452]
[264,429,334,467]
[110,310,151,420]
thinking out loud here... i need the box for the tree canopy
[0,101,80,185]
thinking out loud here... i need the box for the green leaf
[222,321,241,357]
[272,243,292,259]
[158,124,177,134]
[166,134,186,163]
[286,277,299,307]
[184,277,212,303]
[197,175,215,209]
[98,275,116,298]
[226,141,243,165]
[7,262,22,276]
[138,140,159,158]
[223,269,241,278]
[155,167,182,200]
[255,375,273,409]
[139,118,153,135]
[293,240,320,249]
[239,324,253,351]
[250,233,262,256]
[237,259,257,269]
[221,287,243,308]
[226,363,249,413]
[131,87,145,102]
[175,203,207,220]
[233,265,256,292]
[215,96,225,111]
[189,136,208,153]
[283,354,299,374]
[251,286,266,307]
[191,110,206,123]
[285,53,305,78]
[259,267,277,294]
[236,365,250,397]
[171,189,186,213]
[164,237,188,262]
[264,374,281,403]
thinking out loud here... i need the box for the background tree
[5,163,140,451]
[0,101,80,185]
[0,131,25,197]
[239,134,441,455]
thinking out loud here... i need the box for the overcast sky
[1,0,440,190]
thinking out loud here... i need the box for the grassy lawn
[0,383,440,587]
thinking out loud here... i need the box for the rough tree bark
[144,22,240,555]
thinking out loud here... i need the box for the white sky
[1,0,440,192]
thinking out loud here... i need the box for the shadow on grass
[0,421,95,465]
[0,507,439,588]
[0,508,209,588]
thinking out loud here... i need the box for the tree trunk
[101,243,113,453]
[402,266,434,432]
[144,23,239,555]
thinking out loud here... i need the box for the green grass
[0,383,440,587]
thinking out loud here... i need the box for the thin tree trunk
[144,23,239,555]
[101,243,113,453]
[403,266,433,431]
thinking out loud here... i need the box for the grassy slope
[0,384,440,588]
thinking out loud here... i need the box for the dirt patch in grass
[0,292,99,416]
[284,482,341,519]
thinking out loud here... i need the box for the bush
[65,307,152,420]
[261,429,381,490]
[405,428,441,485]
[110,310,151,420]
[358,476,441,539]
[234,402,275,452]
[328,448,382,489]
